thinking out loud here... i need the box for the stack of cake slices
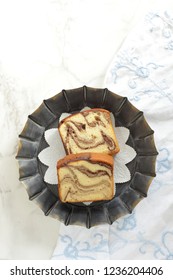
[57,108,120,203]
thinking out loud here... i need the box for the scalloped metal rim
[16,86,158,228]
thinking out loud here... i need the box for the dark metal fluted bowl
[16,86,158,228]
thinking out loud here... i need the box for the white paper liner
[38,108,137,202]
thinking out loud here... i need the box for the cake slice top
[58,108,120,155]
[57,152,114,203]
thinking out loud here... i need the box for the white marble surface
[0,0,173,260]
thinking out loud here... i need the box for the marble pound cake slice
[58,108,120,155]
[57,153,114,203]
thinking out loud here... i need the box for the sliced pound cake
[57,152,114,203]
[58,108,120,155]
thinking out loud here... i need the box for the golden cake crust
[57,152,114,168]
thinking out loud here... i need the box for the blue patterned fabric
[52,10,173,260]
